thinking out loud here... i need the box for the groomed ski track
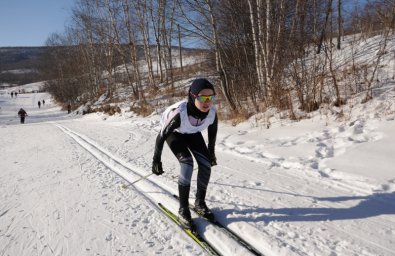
[53,118,395,256]
[55,123,267,256]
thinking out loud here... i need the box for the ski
[157,203,220,256]
[173,194,263,256]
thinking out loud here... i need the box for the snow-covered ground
[1,76,395,256]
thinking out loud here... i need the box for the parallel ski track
[172,194,262,256]
[55,123,266,256]
[158,203,220,255]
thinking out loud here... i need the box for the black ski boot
[178,207,194,230]
[178,185,195,230]
[194,189,214,221]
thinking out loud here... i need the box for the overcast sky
[0,0,75,47]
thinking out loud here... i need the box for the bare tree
[163,0,177,88]
[247,0,265,96]
[135,0,156,88]
[149,0,177,88]
[44,0,392,120]
[177,0,237,110]
[122,0,143,99]
[105,0,136,95]
[317,0,332,54]
[337,0,342,49]
[150,0,165,83]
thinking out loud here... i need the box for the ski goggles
[191,93,216,102]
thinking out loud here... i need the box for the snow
[1,69,37,74]
[1,38,395,255]
[1,82,395,256]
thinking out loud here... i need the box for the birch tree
[337,0,342,50]
[177,0,236,110]
[247,0,265,96]
[135,0,156,88]
[105,0,139,97]
[122,0,143,99]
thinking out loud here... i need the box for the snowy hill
[0,47,46,87]
[0,33,395,255]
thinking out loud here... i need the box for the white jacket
[160,100,216,134]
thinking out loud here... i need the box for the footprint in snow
[315,143,334,158]
[309,160,319,169]
[105,233,112,241]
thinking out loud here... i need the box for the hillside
[0,47,47,87]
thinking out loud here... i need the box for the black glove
[152,161,164,175]
[209,153,217,166]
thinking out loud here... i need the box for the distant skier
[67,103,71,114]
[42,99,45,106]
[152,78,218,230]
[38,101,41,108]
[18,108,28,124]
[11,92,14,98]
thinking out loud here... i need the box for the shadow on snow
[214,190,395,223]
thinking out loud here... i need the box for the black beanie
[189,78,215,96]
[187,78,215,119]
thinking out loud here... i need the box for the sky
[0,0,368,48]
[0,0,75,47]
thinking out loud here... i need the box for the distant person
[11,92,14,98]
[42,100,45,106]
[15,92,17,97]
[38,101,41,108]
[18,108,28,124]
[67,103,71,114]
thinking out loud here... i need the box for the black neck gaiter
[187,95,209,119]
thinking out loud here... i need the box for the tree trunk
[317,0,332,54]
[247,0,265,97]
[337,0,342,50]
[206,0,237,111]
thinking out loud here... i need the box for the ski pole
[130,172,154,185]
[120,173,154,189]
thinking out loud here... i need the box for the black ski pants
[166,131,212,192]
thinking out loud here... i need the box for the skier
[152,78,218,230]
[38,101,41,108]
[18,108,28,124]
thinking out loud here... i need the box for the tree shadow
[216,191,395,223]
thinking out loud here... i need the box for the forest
[40,0,395,119]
